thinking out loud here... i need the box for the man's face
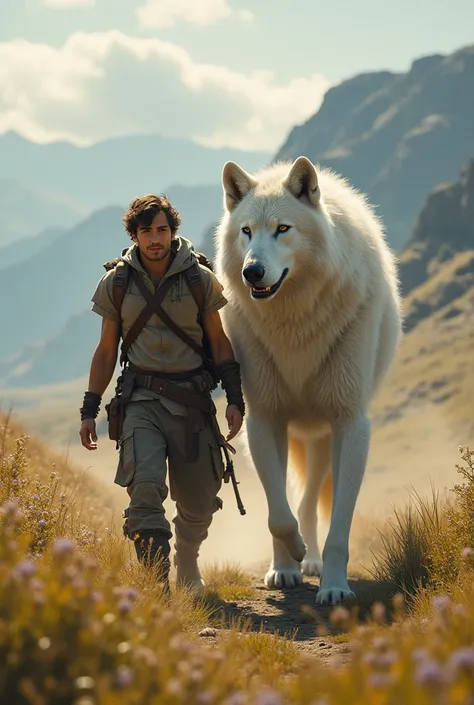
[132,210,174,263]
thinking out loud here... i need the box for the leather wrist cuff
[80,391,102,420]
[216,360,245,417]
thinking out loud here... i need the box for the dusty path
[202,564,396,665]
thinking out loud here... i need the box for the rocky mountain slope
[398,157,474,332]
[275,44,474,250]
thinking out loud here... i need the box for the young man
[79,194,244,591]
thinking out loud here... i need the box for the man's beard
[142,244,170,262]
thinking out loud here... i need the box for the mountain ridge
[275,44,474,250]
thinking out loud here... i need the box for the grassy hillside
[2,388,474,702]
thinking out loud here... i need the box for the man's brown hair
[122,194,181,238]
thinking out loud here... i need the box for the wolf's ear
[283,156,321,206]
[222,161,257,212]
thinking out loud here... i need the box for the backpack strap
[112,260,130,314]
[102,249,131,316]
[184,261,206,315]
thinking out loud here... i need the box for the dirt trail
[202,565,396,665]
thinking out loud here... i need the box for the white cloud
[0,31,329,151]
[43,0,95,7]
[238,9,254,21]
[138,0,252,28]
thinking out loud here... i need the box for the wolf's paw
[265,568,303,589]
[301,557,323,577]
[315,585,355,606]
[271,530,306,563]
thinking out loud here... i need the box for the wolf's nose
[243,263,265,285]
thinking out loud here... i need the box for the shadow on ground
[201,574,399,654]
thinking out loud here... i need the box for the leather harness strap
[131,269,205,359]
[119,273,178,365]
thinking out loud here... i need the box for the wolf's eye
[242,226,251,237]
[277,224,291,233]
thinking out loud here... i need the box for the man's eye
[242,226,251,236]
[277,224,291,233]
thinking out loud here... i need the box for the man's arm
[202,310,244,441]
[202,309,235,367]
[80,317,120,450]
[87,317,121,396]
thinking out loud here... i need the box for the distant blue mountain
[0,131,270,211]
[0,177,87,247]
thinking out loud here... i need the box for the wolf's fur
[215,156,403,605]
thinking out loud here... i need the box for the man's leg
[166,413,224,589]
[115,400,172,586]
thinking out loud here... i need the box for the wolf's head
[218,156,333,303]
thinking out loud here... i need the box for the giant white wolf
[214,156,403,605]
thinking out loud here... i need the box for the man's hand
[80,419,98,450]
[225,404,243,441]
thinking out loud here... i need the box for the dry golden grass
[3,407,474,702]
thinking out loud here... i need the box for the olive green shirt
[91,237,227,413]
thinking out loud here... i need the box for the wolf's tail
[287,434,332,525]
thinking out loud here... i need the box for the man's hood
[120,236,199,279]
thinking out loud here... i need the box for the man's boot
[134,529,171,594]
[173,540,205,592]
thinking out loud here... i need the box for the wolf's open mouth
[250,268,289,300]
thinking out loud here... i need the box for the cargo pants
[114,396,225,553]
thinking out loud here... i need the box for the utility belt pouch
[105,369,135,445]
[105,395,122,443]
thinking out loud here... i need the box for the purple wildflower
[368,673,394,688]
[13,559,36,579]
[125,587,139,602]
[415,660,447,687]
[135,646,157,668]
[189,668,204,684]
[362,652,377,665]
[38,519,46,529]
[31,579,44,591]
[52,537,75,556]
[431,595,451,613]
[1,499,22,522]
[372,636,389,651]
[412,647,430,662]
[117,599,132,615]
[254,688,285,705]
[448,647,474,673]
[113,665,134,689]
[225,693,247,705]
[375,650,398,668]
[197,690,216,704]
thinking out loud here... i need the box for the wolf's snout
[243,263,265,285]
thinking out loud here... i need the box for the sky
[1,0,473,152]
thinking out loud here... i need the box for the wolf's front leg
[246,414,307,586]
[316,415,371,606]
